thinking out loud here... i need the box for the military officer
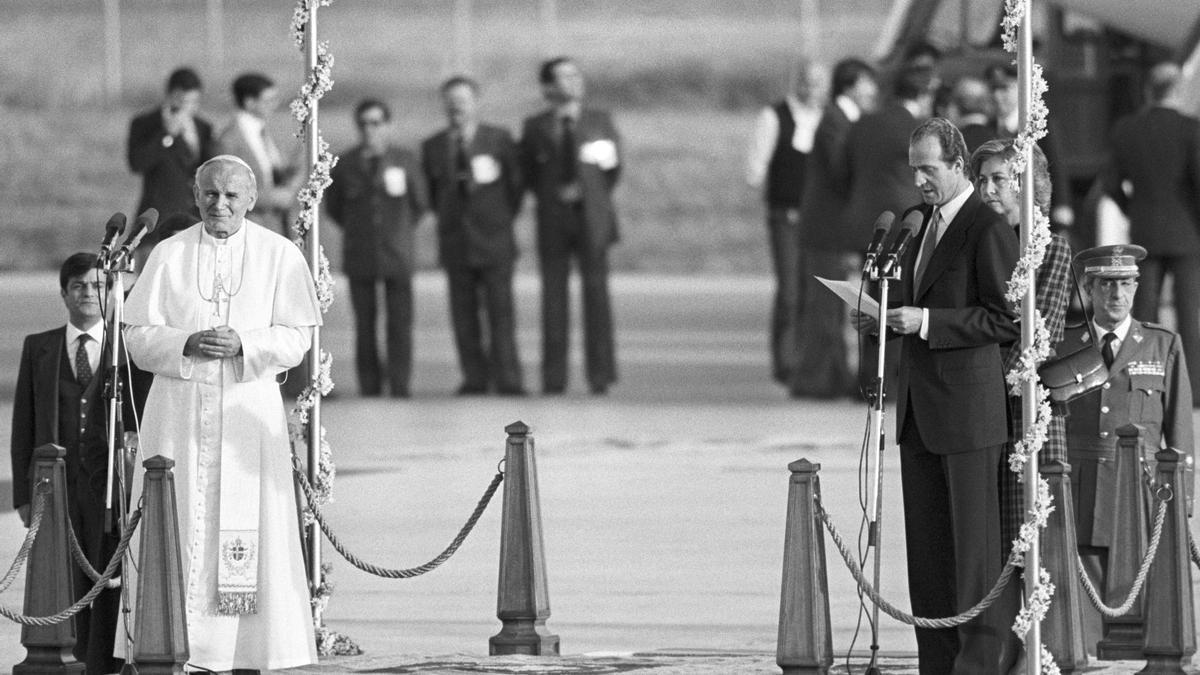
[1065,243,1194,646]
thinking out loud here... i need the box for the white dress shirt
[744,94,821,188]
[65,321,104,381]
[917,184,975,340]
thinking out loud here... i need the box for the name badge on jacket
[471,155,500,184]
[383,167,407,197]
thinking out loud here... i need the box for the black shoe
[543,384,565,395]
[497,386,528,397]
[589,383,608,395]
[390,389,410,399]
[456,383,488,396]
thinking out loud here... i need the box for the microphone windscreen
[873,211,896,232]
[105,213,127,235]
[134,207,160,234]
[900,209,924,234]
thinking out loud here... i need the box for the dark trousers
[349,276,413,396]
[1133,253,1200,399]
[900,412,1014,674]
[766,206,803,384]
[791,250,858,398]
[446,263,524,392]
[539,228,615,393]
[69,471,122,674]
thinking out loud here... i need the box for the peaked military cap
[1074,244,1147,279]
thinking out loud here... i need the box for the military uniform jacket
[1064,320,1194,457]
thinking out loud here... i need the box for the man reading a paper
[120,155,320,671]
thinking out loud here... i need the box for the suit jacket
[325,144,428,279]
[520,107,621,256]
[959,122,994,156]
[422,123,523,268]
[10,327,149,509]
[127,107,215,217]
[1105,105,1200,255]
[799,101,854,252]
[843,103,921,249]
[894,190,1021,454]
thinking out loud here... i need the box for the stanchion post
[489,421,560,655]
[1099,424,1150,659]
[14,444,83,674]
[1040,459,1088,672]
[1138,447,1196,674]
[776,458,832,675]
[121,455,188,674]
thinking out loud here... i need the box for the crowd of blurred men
[126,57,621,400]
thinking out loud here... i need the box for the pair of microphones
[861,209,924,278]
[97,208,160,269]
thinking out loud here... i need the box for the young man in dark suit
[127,67,216,255]
[423,76,526,396]
[791,58,878,399]
[520,56,622,395]
[10,253,149,675]
[326,99,428,397]
[1104,61,1200,404]
[858,118,1020,673]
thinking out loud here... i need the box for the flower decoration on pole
[290,42,334,134]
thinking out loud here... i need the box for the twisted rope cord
[1190,531,1200,570]
[0,490,49,595]
[293,461,503,579]
[1077,496,1168,618]
[0,507,142,626]
[64,514,120,589]
[816,497,1019,629]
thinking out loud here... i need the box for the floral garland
[290,42,334,134]
[1000,3,1059,673]
[288,0,355,657]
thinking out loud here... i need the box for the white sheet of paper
[815,276,880,317]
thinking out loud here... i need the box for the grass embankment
[0,0,882,273]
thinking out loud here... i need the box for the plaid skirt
[1000,401,1068,557]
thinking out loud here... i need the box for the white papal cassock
[119,220,320,670]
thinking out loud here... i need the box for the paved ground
[0,271,1196,674]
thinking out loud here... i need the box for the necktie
[75,335,93,386]
[1101,332,1117,368]
[454,133,471,196]
[560,116,577,184]
[914,207,940,289]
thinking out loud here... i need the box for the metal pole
[206,0,225,80]
[303,0,324,628]
[103,0,122,105]
[1018,4,1041,674]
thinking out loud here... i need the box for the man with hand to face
[121,155,321,672]
[857,118,1020,674]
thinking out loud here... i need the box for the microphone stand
[100,251,134,535]
[861,252,901,675]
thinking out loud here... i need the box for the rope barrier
[816,496,1019,629]
[0,507,142,627]
[1077,494,1169,618]
[0,487,49,596]
[65,514,120,589]
[1190,531,1200,570]
[292,457,503,579]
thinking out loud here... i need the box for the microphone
[861,211,896,275]
[97,213,127,264]
[109,208,159,268]
[875,209,925,278]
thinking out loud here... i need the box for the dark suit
[326,144,428,396]
[959,122,994,156]
[422,123,525,393]
[126,107,215,246]
[894,191,1020,674]
[520,107,622,392]
[843,103,921,251]
[11,327,149,674]
[1105,105,1200,400]
[793,102,856,398]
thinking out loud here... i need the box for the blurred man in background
[1103,61,1200,404]
[127,67,215,259]
[745,58,826,389]
[521,56,622,396]
[326,99,428,398]
[424,77,526,396]
[216,72,300,236]
[947,76,994,154]
[791,57,878,399]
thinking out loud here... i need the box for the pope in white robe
[120,155,320,671]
